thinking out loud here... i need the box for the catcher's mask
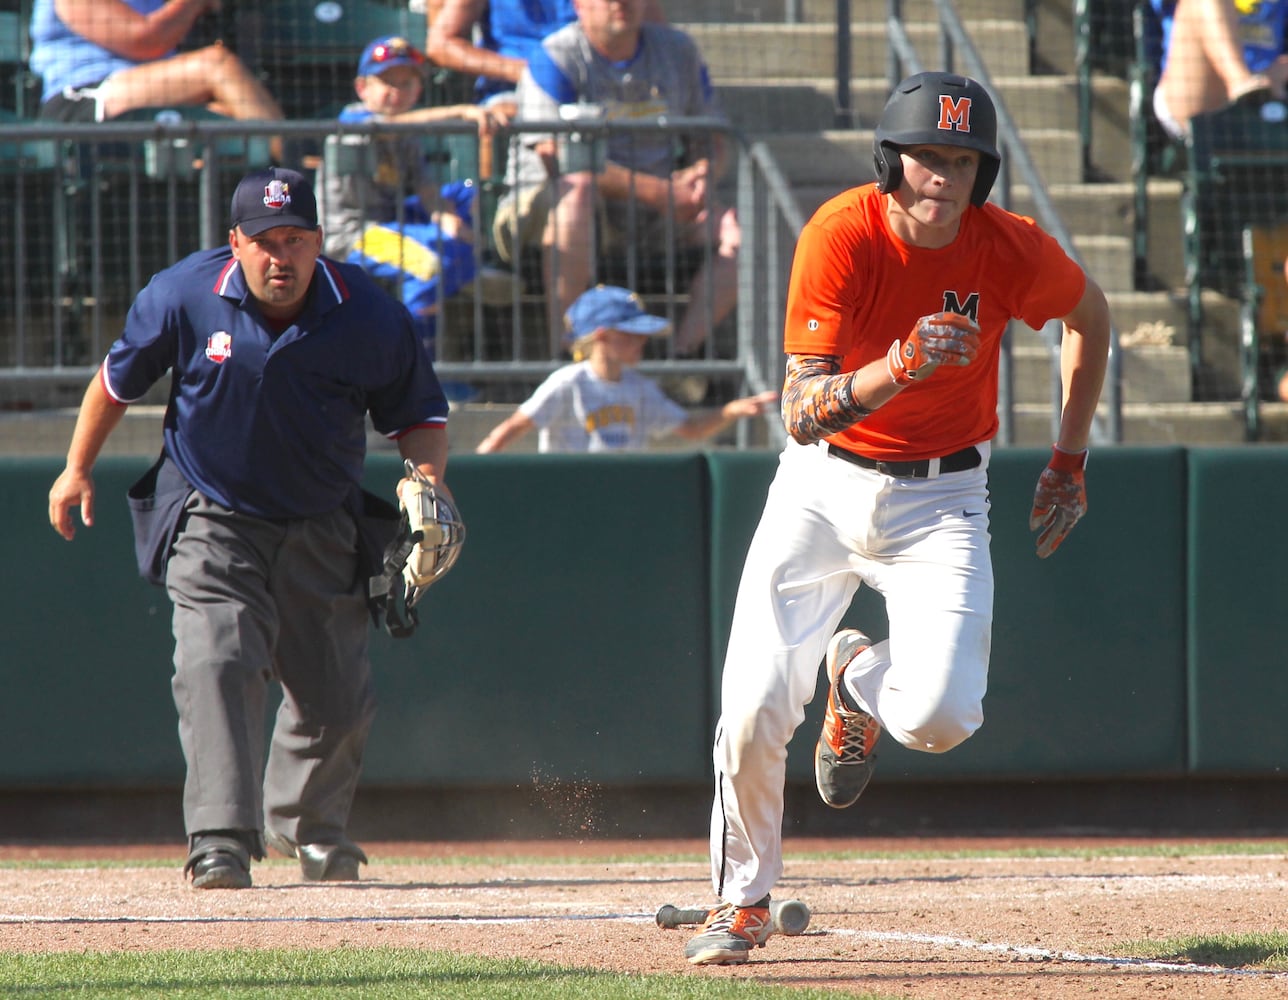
[370,460,466,638]
[873,71,1001,207]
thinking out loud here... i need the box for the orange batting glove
[1029,445,1088,558]
[886,312,981,385]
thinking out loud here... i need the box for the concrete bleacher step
[680,0,1028,24]
[1011,402,1288,446]
[790,177,1179,235]
[1068,235,1134,295]
[719,74,1133,183]
[854,75,1119,135]
[681,21,1030,84]
[0,401,773,459]
[1010,343,1192,405]
[1105,290,1208,360]
[792,173,1182,273]
[762,128,1084,190]
[719,74,1087,135]
[9,393,1277,456]
[1010,178,1181,234]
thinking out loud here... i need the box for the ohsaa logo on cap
[263,180,292,211]
[205,331,232,364]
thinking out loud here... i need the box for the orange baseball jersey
[784,183,1086,460]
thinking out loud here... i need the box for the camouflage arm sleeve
[782,353,872,444]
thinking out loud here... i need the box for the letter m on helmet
[938,95,973,133]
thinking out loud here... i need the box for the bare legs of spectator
[1157,0,1288,131]
[674,204,740,357]
[96,43,287,162]
[543,171,741,358]
[542,171,596,356]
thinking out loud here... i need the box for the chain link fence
[6,0,1287,443]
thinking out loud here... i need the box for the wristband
[1049,444,1088,472]
[838,372,873,421]
[886,340,915,386]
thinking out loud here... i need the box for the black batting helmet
[873,71,1001,207]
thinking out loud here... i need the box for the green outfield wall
[1,446,1283,792]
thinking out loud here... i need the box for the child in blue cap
[318,34,508,369]
[476,285,777,453]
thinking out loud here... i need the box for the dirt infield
[1,838,1285,999]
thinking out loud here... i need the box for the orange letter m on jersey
[937,95,973,133]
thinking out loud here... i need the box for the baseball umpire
[47,166,461,889]
[684,72,1111,965]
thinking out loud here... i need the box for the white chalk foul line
[3,913,1284,979]
[835,928,1286,979]
[0,913,658,926]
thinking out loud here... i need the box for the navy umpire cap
[230,167,318,236]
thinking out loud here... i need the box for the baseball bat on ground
[655,899,811,935]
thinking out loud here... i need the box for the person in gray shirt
[492,0,740,358]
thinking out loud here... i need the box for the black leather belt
[826,443,981,478]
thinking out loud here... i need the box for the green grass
[0,948,896,999]
[1113,932,1288,972]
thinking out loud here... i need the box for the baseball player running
[47,167,457,889]
[684,72,1110,965]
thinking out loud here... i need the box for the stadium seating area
[5,0,1288,446]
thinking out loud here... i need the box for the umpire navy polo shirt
[102,246,448,519]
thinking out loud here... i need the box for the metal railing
[0,115,790,447]
[2,5,1129,446]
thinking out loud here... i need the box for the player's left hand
[1029,445,1088,558]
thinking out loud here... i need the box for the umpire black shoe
[265,829,368,882]
[184,830,255,890]
[815,629,881,809]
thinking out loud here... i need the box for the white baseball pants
[709,438,995,906]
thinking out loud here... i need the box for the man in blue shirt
[492,0,740,358]
[48,167,455,889]
[29,0,282,126]
[425,0,664,107]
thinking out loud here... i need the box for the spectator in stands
[475,284,776,453]
[492,0,740,358]
[318,34,508,364]
[29,0,283,128]
[1152,0,1288,140]
[425,0,665,109]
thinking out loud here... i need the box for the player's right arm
[781,353,910,444]
[48,370,128,540]
[781,215,976,443]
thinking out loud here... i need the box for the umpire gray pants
[165,494,376,848]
